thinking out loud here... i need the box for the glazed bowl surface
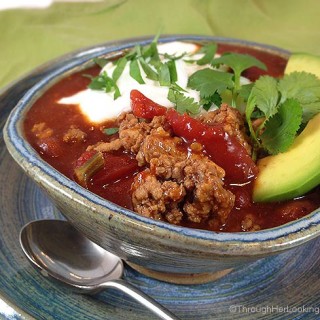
[4,35,320,283]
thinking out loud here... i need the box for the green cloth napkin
[1,0,319,89]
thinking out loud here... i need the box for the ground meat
[131,171,186,224]
[182,156,235,224]
[88,108,241,227]
[92,139,123,153]
[63,125,87,143]
[136,126,186,176]
[31,122,53,139]
[198,104,252,155]
[131,122,235,225]
[91,113,167,154]
[241,214,261,231]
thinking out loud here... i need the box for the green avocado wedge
[285,52,320,77]
[253,52,320,202]
[253,112,320,202]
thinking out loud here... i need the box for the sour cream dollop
[58,42,207,123]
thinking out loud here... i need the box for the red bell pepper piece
[130,89,167,119]
[166,108,258,183]
[91,153,139,185]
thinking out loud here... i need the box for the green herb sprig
[246,72,320,156]
[187,52,267,109]
[87,71,121,99]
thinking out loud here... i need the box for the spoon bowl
[20,219,180,320]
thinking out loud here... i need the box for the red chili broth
[23,43,320,232]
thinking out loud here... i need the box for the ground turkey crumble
[90,104,253,227]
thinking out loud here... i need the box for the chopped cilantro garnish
[249,75,279,119]
[260,99,302,154]
[103,127,119,135]
[201,92,222,110]
[158,63,171,86]
[129,59,145,84]
[139,58,158,81]
[166,60,178,83]
[211,53,267,91]
[88,71,120,99]
[278,71,320,122]
[196,43,217,65]
[188,68,234,99]
[112,57,127,82]
[93,57,109,68]
[238,83,254,101]
[245,72,320,155]
[187,53,266,110]
[164,52,187,61]
[168,88,199,114]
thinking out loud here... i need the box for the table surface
[1,0,320,90]
[1,1,320,319]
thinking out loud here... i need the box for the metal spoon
[20,219,180,320]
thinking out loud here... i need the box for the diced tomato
[91,153,139,185]
[37,137,63,158]
[228,183,253,209]
[130,90,167,119]
[166,108,258,183]
[275,200,316,223]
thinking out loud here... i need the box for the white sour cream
[58,42,207,123]
[58,41,250,123]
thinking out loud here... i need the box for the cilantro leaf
[201,92,222,110]
[124,45,138,61]
[142,32,161,60]
[260,99,302,154]
[129,59,145,84]
[238,83,254,101]
[302,101,320,123]
[166,60,178,83]
[112,57,127,82]
[188,68,234,98]
[250,75,279,118]
[104,127,119,135]
[142,37,162,70]
[88,71,120,99]
[93,57,109,68]
[245,94,259,145]
[154,60,178,86]
[212,53,267,90]
[278,71,320,122]
[212,53,267,76]
[164,52,186,61]
[196,43,217,65]
[168,89,199,114]
[158,63,171,86]
[144,42,161,69]
[139,58,159,81]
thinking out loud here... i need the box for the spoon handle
[100,279,181,320]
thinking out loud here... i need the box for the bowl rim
[3,34,320,253]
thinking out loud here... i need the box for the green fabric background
[0,0,319,89]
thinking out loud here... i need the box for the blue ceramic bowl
[3,35,320,284]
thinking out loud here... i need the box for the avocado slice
[285,52,320,78]
[253,52,320,202]
[253,112,320,202]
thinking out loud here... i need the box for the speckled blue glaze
[2,35,320,280]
